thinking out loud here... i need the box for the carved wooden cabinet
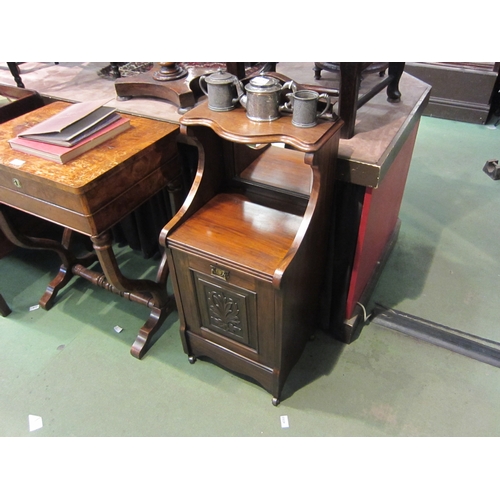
[160,102,342,404]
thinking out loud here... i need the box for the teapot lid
[245,75,282,92]
[205,69,237,84]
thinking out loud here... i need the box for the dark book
[9,116,131,164]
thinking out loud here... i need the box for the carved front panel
[193,271,258,351]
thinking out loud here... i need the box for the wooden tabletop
[0,101,179,193]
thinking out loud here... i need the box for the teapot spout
[235,79,244,98]
[235,80,247,108]
[239,93,247,109]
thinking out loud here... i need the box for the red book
[8,116,131,164]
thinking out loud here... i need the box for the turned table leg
[90,231,173,359]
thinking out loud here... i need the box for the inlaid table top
[0,101,179,235]
[0,101,178,191]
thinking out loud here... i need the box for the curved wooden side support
[273,137,338,291]
[160,127,224,248]
[130,298,176,359]
[273,163,321,289]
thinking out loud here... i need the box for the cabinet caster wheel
[272,397,280,406]
[188,356,197,364]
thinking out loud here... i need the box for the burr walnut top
[0,101,178,191]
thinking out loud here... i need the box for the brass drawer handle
[210,265,229,281]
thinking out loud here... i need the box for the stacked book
[8,99,131,164]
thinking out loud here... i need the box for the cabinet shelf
[168,192,303,280]
[239,145,312,198]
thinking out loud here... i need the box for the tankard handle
[199,75,208,96]
[279,93,294,114]
[317,93,331,118]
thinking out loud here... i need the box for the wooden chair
[314,62,406,139]
[7,62,59,88]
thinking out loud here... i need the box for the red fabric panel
[345,124,420,318]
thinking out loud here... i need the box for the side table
[0,101,181,358]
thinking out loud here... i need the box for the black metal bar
[372,306,500,368]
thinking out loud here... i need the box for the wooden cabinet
[160,102,342,404]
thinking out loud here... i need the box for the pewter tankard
[199,70,240,111]
[283,89,332,128]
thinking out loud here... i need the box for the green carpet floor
[1,116,500,437]
[371,117,500,342]
[1,109,499,498]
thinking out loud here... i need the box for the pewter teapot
[237,75,294,122]
[199,69,240,111]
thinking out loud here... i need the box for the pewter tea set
[199,69,332,128]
